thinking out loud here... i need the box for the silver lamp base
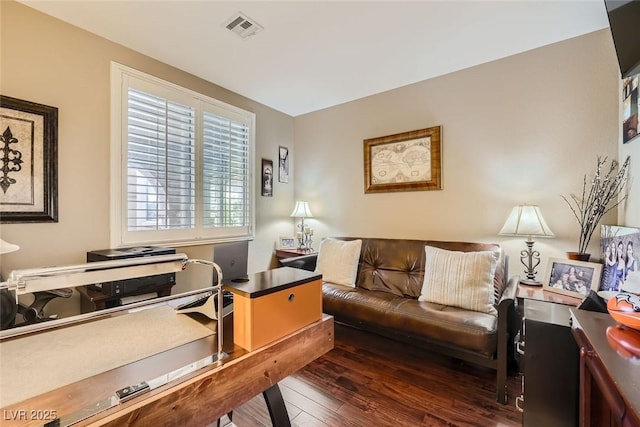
[519,278,542,287]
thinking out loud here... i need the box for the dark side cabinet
[520,299,579,427]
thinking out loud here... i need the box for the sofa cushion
[322,283,497,356]
[315,238,362,287]
[334,238,504,301]
[419,245,499,316]
[424,241,505,303]
[357,238,426,297]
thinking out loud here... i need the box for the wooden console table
[1,310,334,426]
[570,308,640,427]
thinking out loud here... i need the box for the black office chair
[0,288,73,329]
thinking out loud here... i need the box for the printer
[86,246,177,297]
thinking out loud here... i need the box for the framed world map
[363,126,441,193]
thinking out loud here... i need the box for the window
[110,62,255,246]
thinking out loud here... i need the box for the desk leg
[262,383,291,427]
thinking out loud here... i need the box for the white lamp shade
[0,238,19,254]
[499,205,554,238]
[290,201,313,218]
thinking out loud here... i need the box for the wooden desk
[1,311,334,426]
[570,308,640,427]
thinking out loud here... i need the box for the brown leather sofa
[280,237,519,404]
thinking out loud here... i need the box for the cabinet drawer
[233,279,322,351]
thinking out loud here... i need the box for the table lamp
[499,204,554,286]
[290,200,314,250]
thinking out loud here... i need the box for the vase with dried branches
[562,155,631,260]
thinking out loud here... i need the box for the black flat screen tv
[604,0,640,78]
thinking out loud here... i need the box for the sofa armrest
[279,254,318,271]
[497,274,518,308]
[495,274,520,404]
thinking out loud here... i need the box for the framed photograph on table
[363,126,441,193]
[0,96,58,223]
[543,258,602,299]
[278,236,295,249]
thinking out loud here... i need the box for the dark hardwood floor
[230,324,522,427]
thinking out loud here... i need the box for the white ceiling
[19,1,610,117]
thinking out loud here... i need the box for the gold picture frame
[363,126,441,193]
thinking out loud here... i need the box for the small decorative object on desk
[600,270,640,324]
[607,291,640,331]
[562,155,630,261]
[606,324,640,358]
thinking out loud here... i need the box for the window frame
[110,62,255,247]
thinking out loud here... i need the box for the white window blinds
[202,111,250,228]
[111,62,255,247]
[127,88,196,231]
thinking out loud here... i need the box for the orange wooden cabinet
[224,267,323,351]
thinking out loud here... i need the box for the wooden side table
[515,284,583,425]
[517,283,583,307]
[274,248,316,261]
[519,299,579,426]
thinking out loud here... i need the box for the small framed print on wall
[261,158,273,197]
[0,96,58,223]
[622,73,639,144]
[278,146,289,183]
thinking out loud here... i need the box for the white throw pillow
[315,238,363,287]
[419,245,499,315]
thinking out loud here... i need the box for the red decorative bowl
[607,292,640,331]
[606,325,640,358]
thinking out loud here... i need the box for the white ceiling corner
[18,0,610,117]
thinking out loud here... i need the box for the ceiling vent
[224,12,263,40]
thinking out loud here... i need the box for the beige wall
[2,0,638,311]
[0,1,295,314]
[294,29,629,278]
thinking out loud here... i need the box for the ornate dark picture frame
[0,95,58,223]
[261,158,273,197]
[278,146,289,183]
[363,126,442,193]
